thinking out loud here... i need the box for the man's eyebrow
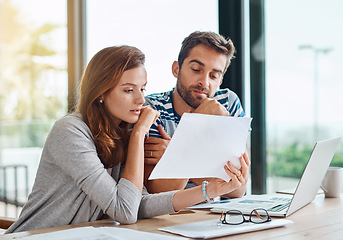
[212,68,223,74]
[189,59,223,74]
[189,59,205,67]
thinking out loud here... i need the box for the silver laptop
[211,137,341,217]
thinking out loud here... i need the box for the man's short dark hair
[177,31,236,74]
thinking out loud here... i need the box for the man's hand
[192,98,229,116]
[144,125,171,165]
[143,125,188,193]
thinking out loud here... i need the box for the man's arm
[144,97,250,195]
[144,125,188,193]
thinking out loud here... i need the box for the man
[144,31,250,198]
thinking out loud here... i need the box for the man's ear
[172,61,179,78]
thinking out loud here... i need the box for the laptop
[210,137,341,217]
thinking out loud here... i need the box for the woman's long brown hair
[75,46,145,168]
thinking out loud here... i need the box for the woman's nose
[135,91,145,105]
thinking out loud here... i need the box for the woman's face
[103,65,147,124]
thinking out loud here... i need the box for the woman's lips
[130,109,141,115]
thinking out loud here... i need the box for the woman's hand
[122,106,159,192]
[172,153,250,211]
[206,153,250,198]
[132,106,159,136]
[229,152,250,186]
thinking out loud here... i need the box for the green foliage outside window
[268,142,343,178]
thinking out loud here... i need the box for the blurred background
[0,0,342,218]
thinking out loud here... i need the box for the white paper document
[159,219,293,239]
[186,199,232,209]
[149,113,252,182]
[18,226,187,240]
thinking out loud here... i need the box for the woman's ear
[99,95,104,104]
[172,61,180,78]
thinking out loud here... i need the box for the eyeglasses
[220,208,271,225]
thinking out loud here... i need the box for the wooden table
[2,194,343,239]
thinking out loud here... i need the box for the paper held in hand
[148,113,252,182]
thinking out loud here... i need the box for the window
[265,0,343,192]
[4,0,340,218]
[0,0,67,217]
[86,0,218,96]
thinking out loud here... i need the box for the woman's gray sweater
[6,114,176,233]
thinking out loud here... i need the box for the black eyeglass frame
[221,208,272,225]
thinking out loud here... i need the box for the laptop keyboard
[270,197,292,202]
[266,197,292,212]
[267,202,290,212]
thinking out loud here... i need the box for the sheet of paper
[186,199,232,209]
[17,227,121,240]
[18,226,186,240]
[159,219,293,239]
[149,113,252,182]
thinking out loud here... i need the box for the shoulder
[43,113,97,166]
[49,113,93,142]
[54,113,83,126]
[53,113,87,131]
[213,88,238,100]
[213,88,245,117]
[213,88,242,103]
[144,90,173,111]
[145,90,172,104]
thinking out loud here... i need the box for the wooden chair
[0,216,15,229]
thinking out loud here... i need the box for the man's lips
[192,89,208,96]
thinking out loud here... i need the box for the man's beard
[176,73,211,109]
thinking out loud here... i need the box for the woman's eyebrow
[120,82,147,87]
[121,83,136,87]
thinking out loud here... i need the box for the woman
[6,46,248,233]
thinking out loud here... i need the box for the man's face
[174,44,227,109]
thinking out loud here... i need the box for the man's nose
[198,73,210,88]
